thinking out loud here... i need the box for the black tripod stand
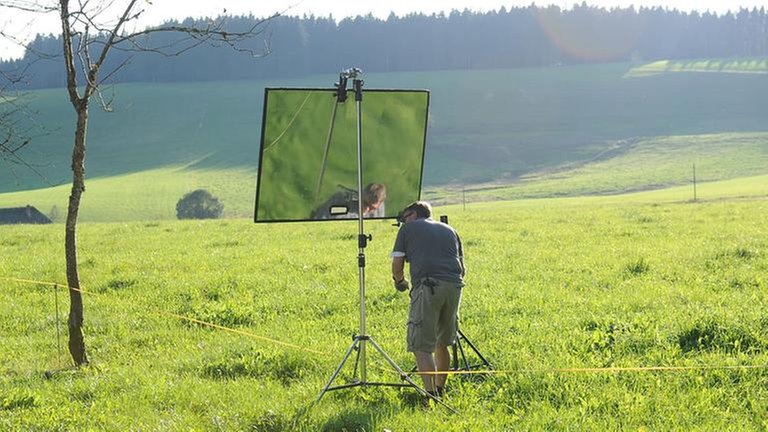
[406,327,492,378]
[441,215,492,375]
[315,68,454,412]
[450,328,493,373]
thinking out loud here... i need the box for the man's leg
[434,345,450,389]
[414,351,436,392]
[434,280,462,393]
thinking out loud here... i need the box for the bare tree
[0,62,51,183]
[0,0,275,365]
[0,69,32,171]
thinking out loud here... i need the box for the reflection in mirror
[329,206,350,216]
[254,88,429,223]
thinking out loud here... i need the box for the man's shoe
[420,389,440,408]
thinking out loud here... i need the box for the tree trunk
[65,103,89,366]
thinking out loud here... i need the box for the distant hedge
[176,189,223,220]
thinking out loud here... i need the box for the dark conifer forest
[3,4,768,89]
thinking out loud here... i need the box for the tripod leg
[351,340,362,379]
[366,339,425,393]
[456,333,470,370]
[457,328,492,369]
[366,338,459,414]
[317,338,360,402]
[451,342,458,370]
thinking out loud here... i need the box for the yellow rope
[159,310,326,355]
[7,276,768,377]
[2,276,326,356]
[408,363,768,376]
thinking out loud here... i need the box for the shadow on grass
[200,350,320,386]
[289,397,391,431]
[320,408,378,432]
[677,318,762,354]
[289,386,433,430]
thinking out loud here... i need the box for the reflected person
[311,183,387,219]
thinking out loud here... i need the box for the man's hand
[393,277,410,292]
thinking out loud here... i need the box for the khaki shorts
[407,277,463,353]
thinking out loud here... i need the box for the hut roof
[0,205,52,224]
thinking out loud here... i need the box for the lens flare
[535,6,644,62]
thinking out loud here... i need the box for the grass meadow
[2,183,768,430]
[626,57,768,77]
[0,166,259,222]
[2,130,768,222]
[3,59,768,430]
[428,132,768,205]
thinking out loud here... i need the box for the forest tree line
[2,3,768,89]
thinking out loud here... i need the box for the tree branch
[82,0,137,98]
[109,13,278,57]
[60,0,82,105]
[0,0,57,14]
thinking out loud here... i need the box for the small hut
[0,205,53,225]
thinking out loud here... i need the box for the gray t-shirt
[392,217,464,283]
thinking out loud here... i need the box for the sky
[1,0,767,60]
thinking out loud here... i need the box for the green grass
[0,165,257,222]
[2,183,768,430]
[627,57,768,77]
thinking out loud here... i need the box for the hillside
[428,132,768,204]
[2,61,768,221]
[3,132,767,222]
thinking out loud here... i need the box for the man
[391,201,465,398]
[310,183,387,219]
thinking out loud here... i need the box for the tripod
[406,327,492,384]
[315,69,454,412]
[451,328,493,372]
[439,216,493,375]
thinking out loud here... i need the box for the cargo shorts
[406,277,463,353]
